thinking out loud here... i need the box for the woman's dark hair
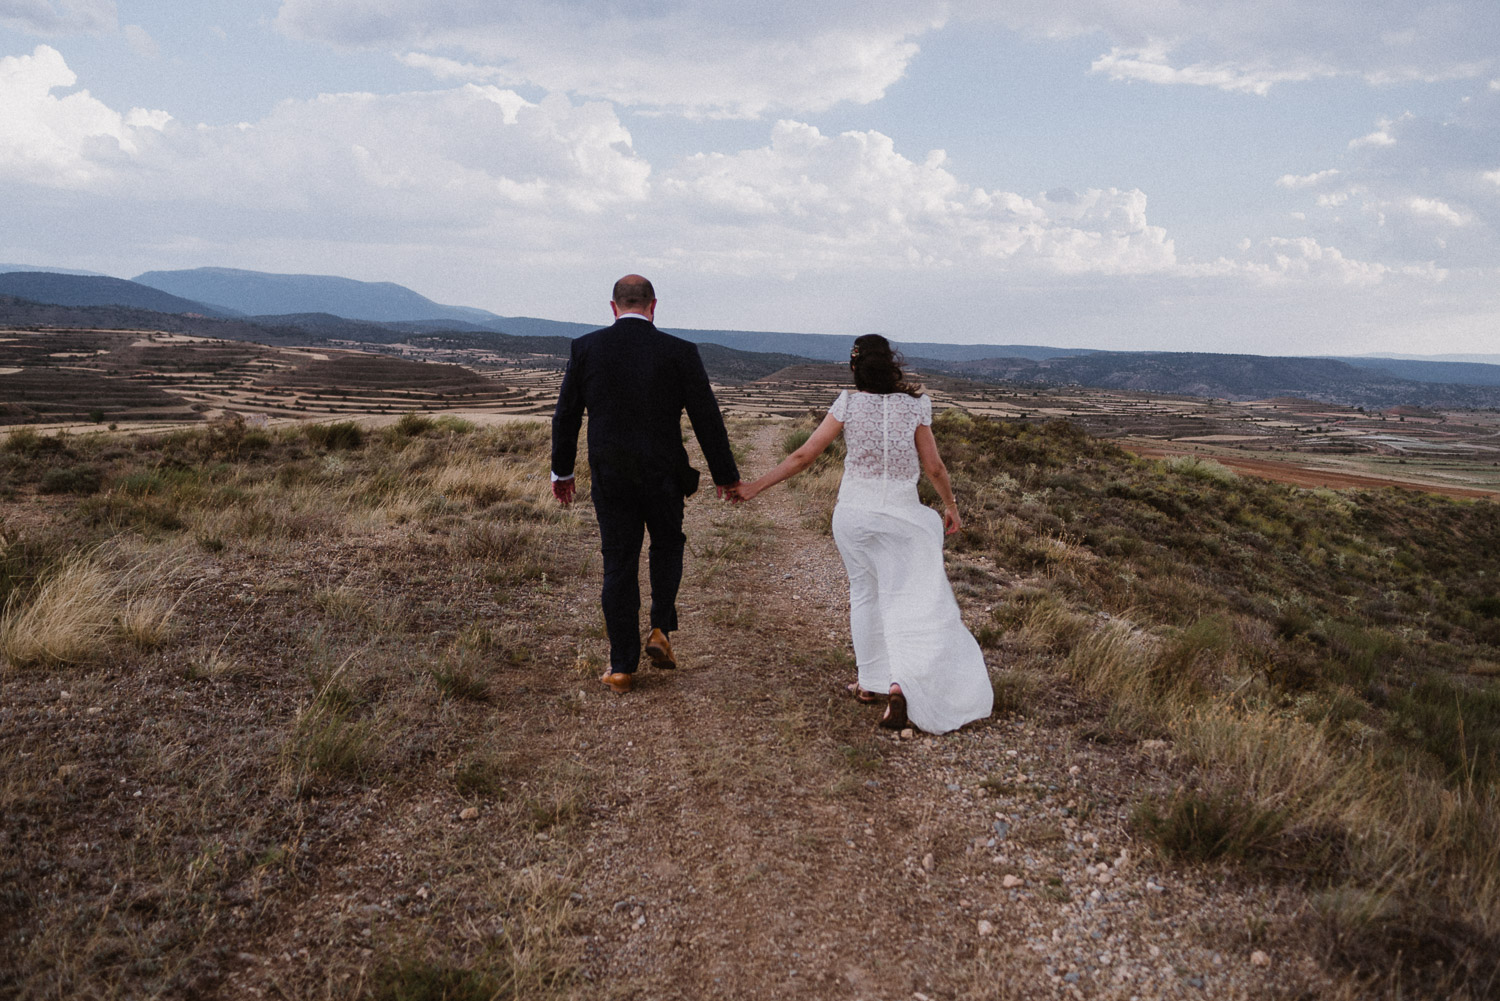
[849,334,921,397]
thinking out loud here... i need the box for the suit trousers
[592,479,685,673]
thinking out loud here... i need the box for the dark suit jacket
[551,317,739,495]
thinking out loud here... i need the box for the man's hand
[717,481,745,504]
[552,478,576,505]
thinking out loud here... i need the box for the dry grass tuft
[118,592,177,650]
[1,553,119,667]
[431,455,531,507]
[0,549,184,667]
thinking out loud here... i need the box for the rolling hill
[0,272,237,318]
[133,267,499,325]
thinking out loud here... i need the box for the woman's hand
[942,504,962,535]
[737,480,763,502]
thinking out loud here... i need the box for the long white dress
[828,390,994,734]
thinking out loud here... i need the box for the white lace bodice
[829,390,932,483]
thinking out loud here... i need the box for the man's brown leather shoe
[599,671,633,693]
[644,628,676,669]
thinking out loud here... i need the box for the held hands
[717,481,747,504]
[552,478,576,506]
[724,480,764,503]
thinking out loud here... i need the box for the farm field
[6,328,1498,498]
[0,329,558,429]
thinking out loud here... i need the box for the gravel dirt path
[544,422,1334,999]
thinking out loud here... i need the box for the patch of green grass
[1390,675,1500,785]
[1132,789,1287,865]
[454,755,506,799]
[781,427,813,454]
[370,959,505,1001]
[432,660,491,702]
[282,682,375,796]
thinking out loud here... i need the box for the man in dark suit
[551,275,741,693]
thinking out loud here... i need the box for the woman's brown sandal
[846,682,883,704]
[878,691,908,730]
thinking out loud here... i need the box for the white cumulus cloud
[973,0,1498,93]
[1238,236,1439,286]
[1406,196,1468,226]
[1091,46,1331,95]
[0,44,169,187]
[1277,168,1341,189]
[1350,129,1397,149]
[656,121,1178,277]
[277,0,939,117]
[122,23,157,59]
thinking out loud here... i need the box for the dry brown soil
[1,422,1338,999]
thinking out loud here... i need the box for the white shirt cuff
[550,472,574,482]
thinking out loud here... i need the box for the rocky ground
[1,420,1344,999]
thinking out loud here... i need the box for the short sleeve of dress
[829,390,850,422]
[919,394,933,426]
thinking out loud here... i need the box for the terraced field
[5,326,1498,495]
[0,330,554,428]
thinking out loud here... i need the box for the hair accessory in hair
[849,347,861,359]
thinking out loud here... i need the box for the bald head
[611,274,656,311]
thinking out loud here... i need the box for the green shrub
[6,427,69,458]
[38,465,102,495]
[393,413,437,437]
[1391,676,1500,784]
[1165,454,1238,485]
[781,427,812,455]
[433,415,475,434]
[305,421,365,450]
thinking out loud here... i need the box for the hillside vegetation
[2,410,1498,997]
[923,411,1500,995]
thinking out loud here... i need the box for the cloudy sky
[2,1,1497,354]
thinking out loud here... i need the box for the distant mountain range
[0,263,109,277]
[0,295,811,386]
[5,267,1088,363]
[5,266,1500,409]
[132,267,497,326]
[0,271,239,318]
[1333,357,1500,388]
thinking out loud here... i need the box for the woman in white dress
[737,335,993,734]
